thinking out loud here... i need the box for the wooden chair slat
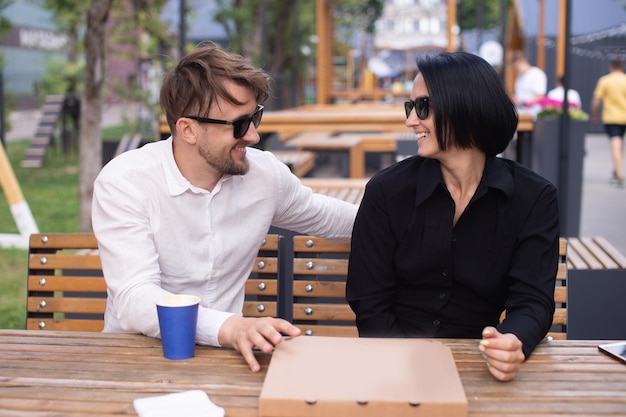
[26,318,104,332]
[553,308,567,326]
[29,233,98,249]
[554,286,567,303]
[296,324,359,337]
[27,297,107,314]
[557,263,567,281]
[242,301,277,317]
[245,279,278,295]
[27,276,107,292]
[293,280,346,298]
[580,237,619,269]
[293,236,351,253]
[293,258,348,275]
[593,236,626,269]
[292,304,355,321]
[29,253,102,270]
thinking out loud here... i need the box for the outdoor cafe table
[1,329,625,416]
[258,105,535,171]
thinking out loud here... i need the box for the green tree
[35,0,172,231]
[457,0,502,31]
[0,0,13,139]
[213,0,383,107]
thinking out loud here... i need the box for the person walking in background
[346,52,559,382]
[547,76,582,108]
[510,51,547,116]
[592,58,626,188]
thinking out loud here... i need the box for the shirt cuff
[196,308,235,347]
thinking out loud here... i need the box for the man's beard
[198,144,250,176]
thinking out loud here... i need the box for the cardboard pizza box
[259,336,467,417]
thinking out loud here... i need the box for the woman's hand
[479,326,525,381]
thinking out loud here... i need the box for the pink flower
[530,96,580,109]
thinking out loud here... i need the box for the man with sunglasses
[347,52,559,382]
[92,42,357,373]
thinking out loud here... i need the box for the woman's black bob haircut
[416,51,518,156]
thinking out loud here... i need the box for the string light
[527,23,626,60]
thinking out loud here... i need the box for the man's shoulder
[98,140,166,179]
[246,147,284,172]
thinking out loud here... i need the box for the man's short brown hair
[160,41,270,133]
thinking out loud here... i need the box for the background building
[516,0,626,131]
[1,2,65,109]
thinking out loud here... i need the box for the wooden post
[316,0,333,105]
[447,0,457,52]
[537,0,545,70]
[0,141,39,248]
[556,0,566,77]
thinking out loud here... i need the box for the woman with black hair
[346,52,560,382]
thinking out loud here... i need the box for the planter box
[531,117,588,237]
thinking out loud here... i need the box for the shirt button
[439,292,447,300]
[451,235,457,242]
[433,319,441,326]
[441,269,448,277]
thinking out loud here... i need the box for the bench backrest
[288,236,568,340]
[26,233,282,332]
[291,236,357,337]
[550,238,568,340]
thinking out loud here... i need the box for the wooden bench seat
[566,236,626,270]
[26,233,283,332]
[286,236,568,340]
[271,150,316,177]
[564,236,626,339]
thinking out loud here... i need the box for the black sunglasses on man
[183,104,264,139]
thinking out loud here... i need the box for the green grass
[0,126,130,329]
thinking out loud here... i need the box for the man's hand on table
[219,316,301,372]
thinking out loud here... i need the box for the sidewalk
[579,132,626,254]
[4,103,134,143]
[4,108,625,254]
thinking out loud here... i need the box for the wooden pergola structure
[314,0,458,105]
[506,0,571,94]
[315,0,571,103]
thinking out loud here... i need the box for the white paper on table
[133,390,225,417]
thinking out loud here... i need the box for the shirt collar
[161,137,233,196]
[414,156,513,207]
[161,137,191,196]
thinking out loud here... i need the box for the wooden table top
[1,330,625,416]
[257,105,534,138]
[301,177,368,205]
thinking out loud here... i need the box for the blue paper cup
[156,294,200,360]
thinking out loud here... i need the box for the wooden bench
[564,236,626,339]
[289,236,356,337]
[565,236,626,270]
[271,150,316,177]
[300,177,368,205]
[286,236,568,340]
[113,133,142,158]
[26,233,283,331]
[26,232,570,341]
